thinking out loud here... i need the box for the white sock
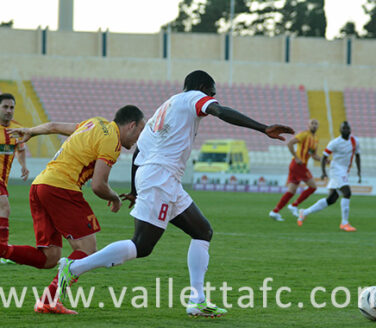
[188,239,209,303]
[341,198,350,225]
[304,198,328,216]
[70,240,137,276]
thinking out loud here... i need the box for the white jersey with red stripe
[323,135,360,175]
[135,90,217,181]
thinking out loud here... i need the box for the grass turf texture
[1,185,374,327]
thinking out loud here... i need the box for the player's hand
[6,128,33,143]
[265,125,295,141]
[358,174,362,184]
[120,192,137,208]
[295,157,303,165]
[107,196,122,213]
[321,173,328,180]
[21,166,29,181]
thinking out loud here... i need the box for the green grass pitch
[1,184,375,327]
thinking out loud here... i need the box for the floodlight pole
[167,23,172,81]
[229,0,235,86]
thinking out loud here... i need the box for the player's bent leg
[39,239,91,314]
[132,218,165,257]
[270,183,298,221]
[170,203,226,316]
[291,178,317,211]
[297,190,335,227]
[41,246,62,268]
[68,233,97,255]
[58,219,164,298]
[326,189,339,205]
[170,202,212,241]
[340,185,351,199]
[0,243,60,268]
[58,239,138,298]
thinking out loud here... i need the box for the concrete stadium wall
[108,32,162,58]
[2,54,376,90]
[233,35,285,62]
[171,33,224,60]
[290,37,346,65]
[47,30,101,57]
[1,28,376,89]
[0,28,41,55]
[352,38,376,66]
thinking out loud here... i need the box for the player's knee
[82,246,97,255]
[343,190,351,198]
[134,244,154,258]
[326,194,338,205]
[132,239,154,258]
[195,226,213,242]
[43,254,60,269]
[204,226,213,241]
[0,207,10,218]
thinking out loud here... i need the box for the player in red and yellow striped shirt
[0,105,145,314]
[0,93,29,252]
[269,119,321,221]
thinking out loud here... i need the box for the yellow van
[194,139,250,173]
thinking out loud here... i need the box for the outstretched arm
[205,103,294,141]
[7,122,77,143]
[355,153,361,183]
[120,146,139,208]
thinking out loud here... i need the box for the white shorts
[130,164,193,230]
[327,169,349,190]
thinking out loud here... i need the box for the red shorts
[30,184,101,248]
[287,159,313,184]
[0,182,8,196]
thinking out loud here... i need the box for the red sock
[273,192,294,212]
[5,245,47,268]
[42,250,87,305]
[292,187,316,206]
[0,217,9,244]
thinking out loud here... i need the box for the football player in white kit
[58,70,294,317]
[298,121,361,231]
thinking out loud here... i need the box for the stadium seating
[31,77,309,152]
[344,87,376,170]
[344,87,376,138]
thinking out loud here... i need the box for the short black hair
[114,105,144,126]
[183,70,215,92]
[0,93,15,104]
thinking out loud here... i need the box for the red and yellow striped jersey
[33,117,121,192]
[0,120,25,187]
[294,130,319,165]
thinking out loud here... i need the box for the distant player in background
[58,70,294,318]
[0,106,145,314]
[0,93,29,264]
[298,121,361,231]
[269,119,321,221]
